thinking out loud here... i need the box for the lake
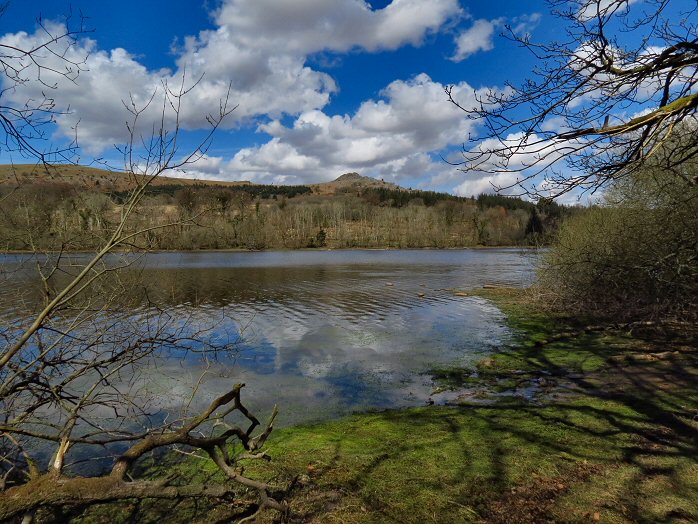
[1,248,536,428]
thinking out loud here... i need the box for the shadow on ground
[66,291,698,524]
[256,308,698,523]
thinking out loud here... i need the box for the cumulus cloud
[0,23,162,154]
[451,13,541,62]
[509,13,542,36]
[189,74,485,186]
[576,0,640,22]
[453,171,522,196]
[213,0,462,54]
[0,23,336,154]
[0,0,462,153]
[452,19,500,61]
[451,133,574,197]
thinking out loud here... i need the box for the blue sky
[1,0,573,195]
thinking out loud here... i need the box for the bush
[538,168,698,321]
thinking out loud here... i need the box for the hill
[0,165,407,196]
[311,172,399,195]
[0,164,251,192]
[0,164,569,251]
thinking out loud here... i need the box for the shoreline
[39,287,698,522]
[0,245,542,255]
[254,288,698,523]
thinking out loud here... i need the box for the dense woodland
[0,176,570,251]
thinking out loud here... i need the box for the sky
[0,0,590,196]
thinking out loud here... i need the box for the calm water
[1,249,535,427]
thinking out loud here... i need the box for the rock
[335,172,362,182]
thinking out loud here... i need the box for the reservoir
[1,248,536,427]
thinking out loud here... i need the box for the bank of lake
[74,287,698,523]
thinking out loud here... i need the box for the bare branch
[449,0,698,198]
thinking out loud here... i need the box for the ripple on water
[2,249,533,427]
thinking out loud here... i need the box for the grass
[253,400,630,523]
[73,287,698,523]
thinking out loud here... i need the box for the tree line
[0,181,570,251]
[108,182,313,203]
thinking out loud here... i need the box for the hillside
[0,164,251,192]
[0,165,406,195]
[310,172,399,195]
[0,165,569,251]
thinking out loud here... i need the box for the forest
[0,171,571,251]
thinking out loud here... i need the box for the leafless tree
[448,0,698,198]
[0,4,89,164]
[0,10,287,523]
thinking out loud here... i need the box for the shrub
[538,168,698,321]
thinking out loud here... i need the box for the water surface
[1,249,535,426]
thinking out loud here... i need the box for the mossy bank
[73,288,698,524]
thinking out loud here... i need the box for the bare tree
[447,0,698,198]
[0,11,287,523]
[0,4,89,164]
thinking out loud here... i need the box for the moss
[245,392,691,523]
[241,288,698,523]
[73,288,698,524]
[467,288,629,377]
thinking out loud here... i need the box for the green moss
[75,287,698,523]
[467,288,630,377]
[245,393,684,523]
[242,288,698,522]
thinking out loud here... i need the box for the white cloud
[564,40,677,118]
[452,19,500,62]
[451,132,571,197]
[213,0,462,54]
[510,13,542,36]
[181,154,225,175]
[0,23,337,154]
[577,0,640,22]
[192,74,486,187]
[451,13,541,62]
[0,0,462,154]
[453,171,522,196]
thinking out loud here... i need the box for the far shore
[1,245,542,256]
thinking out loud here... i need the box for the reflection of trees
[132,263,463,318]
